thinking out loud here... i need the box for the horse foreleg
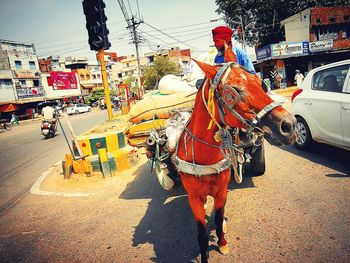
[188,195,209,263]
[214,192,229,255]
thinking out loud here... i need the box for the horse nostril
[281,120,293,135]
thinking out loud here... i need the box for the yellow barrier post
[98,148,111,177]
[98,49,113,122]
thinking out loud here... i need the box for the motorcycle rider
[42,105,57,130]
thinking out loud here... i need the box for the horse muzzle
[259,108,297,146]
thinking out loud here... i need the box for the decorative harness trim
[172,156,231,176]
[173,62,282,177]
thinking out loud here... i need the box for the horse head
[194,60,296,146]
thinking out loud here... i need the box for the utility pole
[129,15,143,98]
[117,0,144,98]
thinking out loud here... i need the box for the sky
[0,0,233,62]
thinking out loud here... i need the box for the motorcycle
[41,119,57,139]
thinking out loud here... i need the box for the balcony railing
[16,87,45,99]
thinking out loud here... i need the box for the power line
[142,27,214,39]
[126,0,134,17]
[135,0,141,19]
[143,22,199,51]
[148,20,221,32]
[25,20,125,44]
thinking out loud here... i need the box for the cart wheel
[250,143,266,176]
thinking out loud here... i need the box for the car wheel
[75,110,79,115]
[250,143,266,176]
[295,117,313,149]
[88,108,92,112]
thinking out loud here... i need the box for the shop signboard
[14,70,39,78]
[49,71,78,90]
[256,45,272,61]
[271,42,309,58]
[309,39,333,52]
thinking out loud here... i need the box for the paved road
[0,137,349,262]
[0,110,108,213]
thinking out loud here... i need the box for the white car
[66,103,92,115]
[292,59,350,150]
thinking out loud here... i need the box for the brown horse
[173,54,296,262]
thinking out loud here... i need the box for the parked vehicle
[292,59,350,150]
[41,120,57,139]
[66,103,92,115]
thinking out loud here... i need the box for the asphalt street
[0,123,349,262]
[0,101,349,262]
[0,110,109,214]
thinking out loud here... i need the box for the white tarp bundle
[158,74,197,95]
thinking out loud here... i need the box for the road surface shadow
[119,161,256,262]
[278,143,350,176]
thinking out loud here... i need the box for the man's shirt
[214,46,256,74]
[42,106,55,120]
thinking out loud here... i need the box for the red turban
[212,26,233,43]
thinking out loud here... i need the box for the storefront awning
[0,103,20,112]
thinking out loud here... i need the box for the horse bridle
[203,62,282,143]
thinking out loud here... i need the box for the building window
[126,63,130,67]
[93,74,96,79]
[315,18,321,24]
[33,79,40,87]
[118,73,122,78]
[97,74,101,79]
[20,80,26,87]
[80,74,85,79]
[29,61,36,70]
[329,17,336,23]
[0,80,12,89]
[15,60,22,69]
[344,15,349,21]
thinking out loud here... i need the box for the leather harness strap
[173,62,282,176]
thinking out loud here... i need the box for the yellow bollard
[98,148,111,177]
[64,154,73,179]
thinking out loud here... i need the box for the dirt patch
[82,114,130,135]
[39,153,148,194]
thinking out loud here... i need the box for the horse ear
[193,59,218,79]
[224,47,237,63]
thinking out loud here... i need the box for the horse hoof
[219,244,230,255]
[222,219,227,233]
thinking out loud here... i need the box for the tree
[85,87,116,105]
[123,76,139,94]
[141,56,181,90]
[215,0,349,47]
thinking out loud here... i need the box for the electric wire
[143,22,199,51]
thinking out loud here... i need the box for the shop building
[0,39,45,118]
[255,6,350,88]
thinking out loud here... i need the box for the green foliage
[141,56,181,90]
[85,88,117,105]
[123,76,139,93]
[215,0,349,47]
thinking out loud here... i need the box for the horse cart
[143,119,266,191]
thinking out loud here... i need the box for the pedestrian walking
[294,70,304,87]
